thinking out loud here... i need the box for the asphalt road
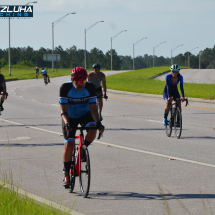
[155,69,215,84]
[0,74,215,215]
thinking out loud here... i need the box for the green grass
[0,67,110,81]
[0,185,67,215]
[106,66,215,100]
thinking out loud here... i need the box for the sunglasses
[94,68,100,71]
[172,71,179,74]
[74,79,86,84]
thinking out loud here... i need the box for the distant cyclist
[87,63,107,121]
[163,64,185,126]
[35,67,39,79]
[0,70,8,112]
[59,67,105,188]
[41,68,50,84]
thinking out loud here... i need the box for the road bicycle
[165,97,189,139]
[65,126,103,198]
[96,95,108,121]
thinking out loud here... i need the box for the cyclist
[41,68,51,84]
[163,64,185,126]
[87,63,107,121]
[35,67,39,79]
[59,66,105,188]
[0,70,8,112]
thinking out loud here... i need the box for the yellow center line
[109,96,215,110]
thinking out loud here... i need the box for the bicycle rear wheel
[79,145,91,198]
[165,109,172,137]
[174,107,182,139]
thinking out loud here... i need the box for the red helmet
[71,67,88,80]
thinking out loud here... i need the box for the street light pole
[133,37,147,70]
[84,21,104,69]
[8,1,37,76]
[171,44,183,65]
[110,30,127,70]
[188,47,199,68]
[153,41,166,67]
[52,12,76,72]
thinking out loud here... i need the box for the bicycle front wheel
[79,145,91,198]
[165,109,172,137]
[69,163,76,193]
[174,107,182,139]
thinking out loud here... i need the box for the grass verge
[106,66,215,100]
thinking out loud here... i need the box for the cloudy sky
[0,0,214,58]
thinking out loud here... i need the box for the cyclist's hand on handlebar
[64,123,71,132]
[96,121,104,133]
[181,97,185,102]
[104,94,108,100]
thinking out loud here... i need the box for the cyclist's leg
[79,112,97,147]
[96,87,103,119]
[62,118,77,186]
[0,90,5,110]
[163,88,171,125]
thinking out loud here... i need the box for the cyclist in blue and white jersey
[163,64,185,126]
[41,68,50,84]
[59,67,104,188]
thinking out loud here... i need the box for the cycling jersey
[35,68,39,73]
[41,70,47,75]
[59,81,97,119]
[163,74,184,100]
[0,74,5,91]
[90,72,102,89]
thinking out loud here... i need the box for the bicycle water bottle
[75,147,79,164]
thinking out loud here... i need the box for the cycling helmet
[71,67,88,80]
[92,63,101,69]
[42,68,44,70]
[36,67,38,69]
[170,64,180,72]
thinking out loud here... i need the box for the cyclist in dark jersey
[59,67,104,188]
[163,64,185,126]
[87,63,107,121]
[0,70,8,112]
[35,67,39,79]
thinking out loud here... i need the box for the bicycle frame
[73,131,85,177]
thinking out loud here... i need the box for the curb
[107,89,215,104]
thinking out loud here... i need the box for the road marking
[0,182,83,215]
[1,117,215,169]
[31,99,36,102]
[147,119,162,123]
[0,136,30,142]
[109,96,215,110]
[52,104,59,106]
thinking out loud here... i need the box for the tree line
[0,45,215,70]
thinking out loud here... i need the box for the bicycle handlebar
[167,97,189,107]
[65,126,104,140]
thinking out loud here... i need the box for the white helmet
[170,64,180,72]
[36,67,38,69]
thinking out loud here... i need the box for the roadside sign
[43,54,60,61]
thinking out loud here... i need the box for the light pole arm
[86,21,104,32]
[111,30,127,40]
[154,41,166,50]
[134,37,147,47]
[53,13,76,26]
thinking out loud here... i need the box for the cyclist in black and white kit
[87,63,107,121]
[0,69,8,112]
[59,66,105,188]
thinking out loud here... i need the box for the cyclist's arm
[87,73,92,82]
[166,78,171,98]
[60,104,69,125]
[89,103,100,122]
[179,76,185,98]
[101,73,107,94]
[3,83,6,92]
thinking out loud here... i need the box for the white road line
[0,182,83,215]
[1,118,215,168]
[147,119,162,123]
[51,104,59,106]
[31,99,36,102]
[0,136,30,142]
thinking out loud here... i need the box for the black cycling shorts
[62,111,95,139]
[95,86,103,98]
